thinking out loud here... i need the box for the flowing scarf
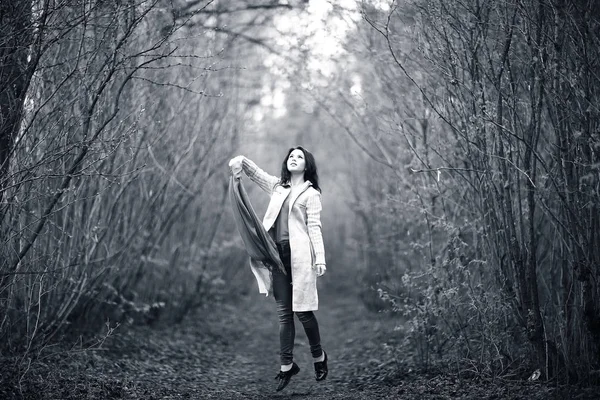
[228,175,285,295]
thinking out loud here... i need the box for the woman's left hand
[315,263,326,277]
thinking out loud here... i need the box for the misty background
[1,0,599,388]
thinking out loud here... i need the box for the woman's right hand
[228,155,245,178]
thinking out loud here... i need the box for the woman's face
[286,149,306,175]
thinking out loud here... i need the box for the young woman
[229,146,328,392]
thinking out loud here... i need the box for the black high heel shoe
[314,351,328,381]
[275,362,300,391]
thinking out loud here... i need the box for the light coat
[242,158,326,311]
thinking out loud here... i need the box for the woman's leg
[296,311,323,359]
[273,242,294,366]
[297,311,328,381]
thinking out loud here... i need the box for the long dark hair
[279,146,321,192]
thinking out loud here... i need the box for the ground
[1,285,598,399]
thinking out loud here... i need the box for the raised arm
[229,155,279,195]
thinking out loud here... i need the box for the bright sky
[254,0,392,122]
[254,0,359,121]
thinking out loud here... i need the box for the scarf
[228,175,285,294]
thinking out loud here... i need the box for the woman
[229,146,328,392]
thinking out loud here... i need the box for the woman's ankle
[280,363,293,372]
[313,351,325,363]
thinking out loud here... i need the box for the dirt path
[3,284,598,399]
[3,284,400,399]
[177,288,600,400]
[203,285,398,399]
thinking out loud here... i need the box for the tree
[343,0,599,382]
[0,0,312,362]
[0,1,39,205]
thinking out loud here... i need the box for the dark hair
[280,146,321,192]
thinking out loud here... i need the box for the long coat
[242,158,326,311]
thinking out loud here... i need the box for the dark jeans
[273,240,323,365]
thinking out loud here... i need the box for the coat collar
[280,180,313,189]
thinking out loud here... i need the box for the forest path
[4,282,596,399]
[82,282,579,400]
[104,282,406,399]
[202,284,398,399]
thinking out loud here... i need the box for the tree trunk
[0,2,34,203]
